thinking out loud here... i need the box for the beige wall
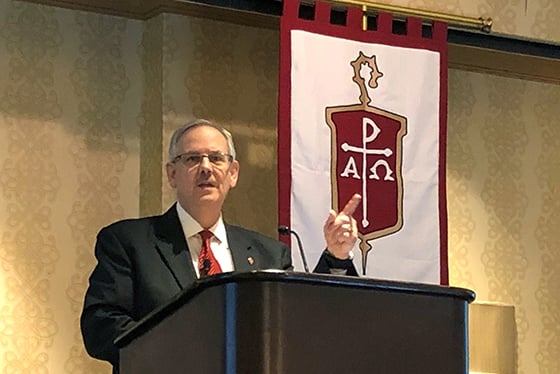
[447,70,560,374]
[0,1,142,372]
[0,0,558,373]
[386,0,560,42]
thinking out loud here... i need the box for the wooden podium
[115,271,475,374]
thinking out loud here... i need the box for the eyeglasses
[172,151,234,167]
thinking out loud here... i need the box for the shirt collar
[175,202,228,245]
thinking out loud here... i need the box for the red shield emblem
[326,52,407,270]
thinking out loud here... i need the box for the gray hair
[168,119,237,162]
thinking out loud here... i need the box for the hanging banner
[278,0,449,284]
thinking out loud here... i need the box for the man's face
[166,125,239,214]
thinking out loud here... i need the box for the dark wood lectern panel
[117,271,475,374]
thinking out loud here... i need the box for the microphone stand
[278,225,310,273]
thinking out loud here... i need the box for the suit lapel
[153,211,265,282]
[227,225,259,273]
[153,204,197,289]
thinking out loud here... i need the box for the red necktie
[198,230,222,277]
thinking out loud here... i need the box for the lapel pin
[247,257,254,265]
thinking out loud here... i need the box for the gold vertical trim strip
[362,5,367,31]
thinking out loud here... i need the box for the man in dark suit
[80,119,361,371]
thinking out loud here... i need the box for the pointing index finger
[341,193,362,216]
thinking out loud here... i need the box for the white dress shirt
[176,203,235,277]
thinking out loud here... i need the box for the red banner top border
[282,0,448,49]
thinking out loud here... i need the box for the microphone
[278,225,309,272]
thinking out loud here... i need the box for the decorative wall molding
[19,0,560,84]
[449,43,560,84]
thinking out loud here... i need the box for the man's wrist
[325,248,354,261]
[315,249,358,277]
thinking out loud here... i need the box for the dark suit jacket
[80,204,356,370]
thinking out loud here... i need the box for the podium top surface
[115,270,475,347]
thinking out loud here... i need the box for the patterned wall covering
[386,0,560,42]
[139,15,163,216]
[0,0,559,373]
[62,9,142,374]
[0,2,62,372]
[533,84,560,373]
[0,1,142,373]
[447,70,560,374]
